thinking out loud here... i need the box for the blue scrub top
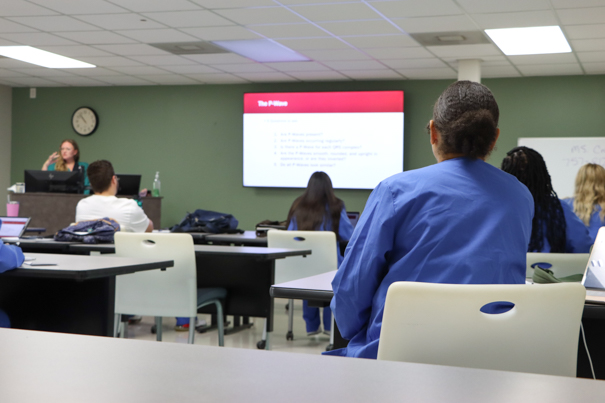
[534,199,592,253]
[288,205,354,266]
[328,158,534,359]
[562,198,602,245]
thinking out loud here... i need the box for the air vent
[411,31,490,47]
[149,41,229,55]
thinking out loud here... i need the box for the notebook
[582,227,605,305]
[0,217,31,238]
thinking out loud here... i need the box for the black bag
[171,209,241,234]
[255,220,287,237]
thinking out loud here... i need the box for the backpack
[54,218,121,244]
[171,209,241,234]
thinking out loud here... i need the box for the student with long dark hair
[501,147,591,253]
[329,81,534,359]
[287,171,353,336]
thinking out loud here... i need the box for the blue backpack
[171,209,240,234]
[54,218,120,244]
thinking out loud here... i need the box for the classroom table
[0,253,173,336]
[1,328,604,402]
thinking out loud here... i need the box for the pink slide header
[244,91,404,114]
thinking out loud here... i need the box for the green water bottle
[152,171,161,197]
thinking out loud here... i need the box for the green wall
[11,75,605,229]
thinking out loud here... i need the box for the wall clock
[72,106,99,136]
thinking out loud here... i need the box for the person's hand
[42,151,59,170]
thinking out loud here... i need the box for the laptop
[0,217,31,238]
[582,227,605,305]
[347,211,361,228]
[116,174,141,196]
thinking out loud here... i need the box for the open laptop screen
[0,217,30,238]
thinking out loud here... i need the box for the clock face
[72,107,98,136]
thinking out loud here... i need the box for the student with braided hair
[501,146,591,253]
[328,81,534,359]
[562,163,605,243]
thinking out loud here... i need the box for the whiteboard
[517,137,605,199]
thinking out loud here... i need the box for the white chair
[377,281,586,377]
[259,230,338,349]
[113,232,225,346]
[526,252,590,279]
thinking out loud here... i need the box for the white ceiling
[0,0,603,86]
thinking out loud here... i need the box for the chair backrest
[114,232,197,317]
[377,281,586,377]
[268,230,337,284]
[526,252,590,279]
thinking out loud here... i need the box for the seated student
[502,147,592,253]
[328,81,534,359]
[0,234,26,327]
[562,163,605,244]
[76,160,153,233]
[286,171,354,336]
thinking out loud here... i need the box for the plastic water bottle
[152,172,161,197]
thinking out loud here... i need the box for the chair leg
[215,300,224,347]
[188,316,196,344]
[287,298,294,340]
[330,315,335,345]
[155,317,163,342]
[113,313,120,338]
[121,321,128,338]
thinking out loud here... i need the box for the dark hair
[431,80,499,159]
[87,160,115,194]
[287,172,345,240]
[501,146,566,252]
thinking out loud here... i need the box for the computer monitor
[24,170,83,193]
[116,174,141,196]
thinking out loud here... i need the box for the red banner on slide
[244,91,404,114]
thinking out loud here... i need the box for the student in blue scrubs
[287,172,354,336]
[502,147,592,253]
[328,81,534,359]
[0,220,26,327]
[562,163,605,243]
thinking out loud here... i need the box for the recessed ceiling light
[485,26,571,56]
[212,39,309,63]
[0,46,95,68]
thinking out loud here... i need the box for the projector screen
[243,91,404,189]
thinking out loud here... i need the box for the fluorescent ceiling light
[0,46,95,68]
[212,39,309,63]
[485,26,571,56]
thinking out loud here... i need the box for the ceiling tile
[8,16,102,32]
[66,67,123,76]
[517,63,584,76]
[343,35,419,48]
[397,67,456,79]
[299,48,371,61]
[319,20,402,36]
[181,26,260,41]
[54,31,136,45]
[0,78,20,86]
[107,0,202,12]
[263,61,330,72]
[211,63,275,73]
[455,0,550,13]
[342,69,404,80]
[471,10,559,29]
[570,38,605,51]
[13,67,72,77]
[557,7,605,25]
[551,0,605,8]
[108,65,170,74]
[577,51,605,62]
[45,76,110,86]
[508,53,578,65]
[234,72,297,82]
[192,0,276,8]
[76,56,143,66]
[0,39,19,46]
[214,7,305,25]
[287,71,350,81]
[0,68,26,77]
[182,53,254,64]
[115,29,199,43]
[0,1,59,17]
[39,45,114,57]
[289,3,383,22]
[0,32,78,46]
[158,64,221,74]
[481,65,521,77]
[322,60,388,70]
[185,73,249,83]
[75,13,166,30]
[27,0,128,14]
[127,55,197,66]
[248,23,328,38]
[0,58,36,68]
[393,15,477,34]
[427,44,502,58]
[363,47,434,59]
[565,24,605,40]
[142,10,234,28]
[135,74,201,85]
[276,38,352,51]
[368,0,463,18]
[6,76,64,86]
[94,43,170,55]
[94,75,156,85]
[383,58,448,69]
[0,17,38,33]
[582,61,605,74]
